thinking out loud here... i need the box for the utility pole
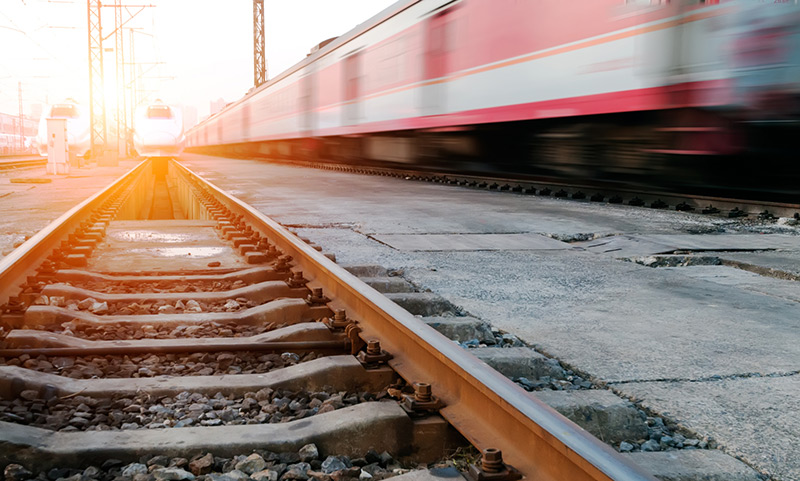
[115,0,126,156]
[87,2,153,160]
[17,82,23,152]
[253,0,266,87]
[129,28,137,136]
[87,0,106,159]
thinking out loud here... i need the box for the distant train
[133,101,184,157]
[185,0,800,197]
[0,133,33,155]
[35,100,91,158]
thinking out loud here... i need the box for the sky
[0,0,398,122]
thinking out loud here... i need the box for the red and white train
[186,0,800,194]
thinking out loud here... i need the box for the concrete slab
[664,265,800,304]
[360,276,416,293]
[575,233,800,257]
[89,220,248,272]
[624,450,762,481]
[391,249,800,383]
[715,250,800,278]
[24,298,326,327]
[472,347,565,380]
[54,266,284,284]
[533,389,648,444]
[422,316,495,344]
[0,356,395,398]
[384,292,457,316]
[0,401,412,470]
[622,375,800,481]
[372,233,571,251]
[41,280,306,304]
[5,322,335,349]
[343,265,390,277]
[391,468,465,481]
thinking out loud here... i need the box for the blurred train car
[35,100,91,158]
[185,0,800,198]
[0,112,37,155]
[133,101,184,157]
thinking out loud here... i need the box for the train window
[147,105,173,119]
[50,105,78,118]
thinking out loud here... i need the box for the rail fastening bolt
[334,310,346,322]
[366,339,381,355]
[481,448,504,473]
[414,382,432,402]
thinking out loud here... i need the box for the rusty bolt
[312,287,323,298]
[481,449,504,473]
[414,383,432,403]
[293,271,303,281]
[366,339,381,356]
[334,310,346,322]
[6,297,25,314]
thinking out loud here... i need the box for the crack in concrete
[608,370,800,385]
[283,223,358,229]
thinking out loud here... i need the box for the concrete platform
[624,450,762,481]
[175,154,800,479]
[372,233,571,251]
[624,375,800,481]
[89,220,248,271]
[0,160,138,258]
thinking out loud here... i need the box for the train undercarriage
[192,108,800,203]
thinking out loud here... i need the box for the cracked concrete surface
[0,160,139,259]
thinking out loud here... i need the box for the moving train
[185,0,800,198]
[35,100,91,158]
[133,101,184,157]
[0,134,33,155]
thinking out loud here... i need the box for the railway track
[260,158,800,221]
[0,158,661,481]
[0,156,47,171]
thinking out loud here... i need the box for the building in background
[0,112,38,155]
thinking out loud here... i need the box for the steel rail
[173,159,659,481]
[0,157,47,170]
[0,160,148,307]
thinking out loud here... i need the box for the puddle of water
[129,247,227,258]
[111,230,195,243]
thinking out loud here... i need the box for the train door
[343,51,362,125]
[423,8,455,115]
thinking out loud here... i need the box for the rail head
[172,159,659,481]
